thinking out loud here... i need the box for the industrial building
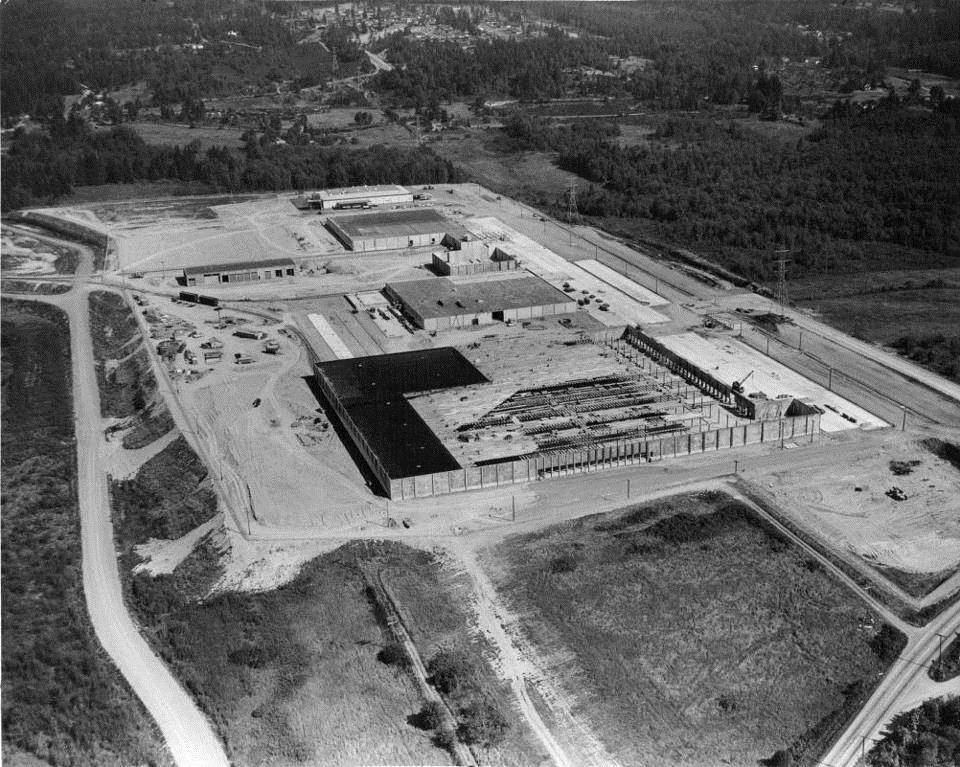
[385,273,577,331]
[432,244,518,276]
[183,258,296,287]
[307,184,413,210]
[314,348,489,497]
[325,208,467,252]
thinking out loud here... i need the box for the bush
[427,650,479,695]
[458,694,510,747]
[377,641,410,668]
[870,624,906,665]
[419,700,446,731]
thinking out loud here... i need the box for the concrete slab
[657,331,889,432]
[575,259,669,306]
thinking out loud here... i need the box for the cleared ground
[757,430,960,592]
[485,490,906,767]
[657,330,888,432]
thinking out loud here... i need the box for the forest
[0,0,340,117]
[551,100,960,282]
[0,123,460,210]
[867,696,960,766]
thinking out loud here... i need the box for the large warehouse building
[183,257,296,287]
[307,184,413,210]
[385,273,577,330]
[314,348,488,497]
[325,208,467,252]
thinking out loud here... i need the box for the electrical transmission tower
[774,248,791,313]
[566,178,579,224]
[565,179,579,245]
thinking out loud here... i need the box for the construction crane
[731,370,754,394]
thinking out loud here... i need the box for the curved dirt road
[5,248,229,766]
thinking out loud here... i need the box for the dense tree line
[0,124,460,210]
[501,113,619,153]
[554,101,960,280]
[868,695,960,766]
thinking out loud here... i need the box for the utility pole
[626,478,631,498]
[511,495,516,521]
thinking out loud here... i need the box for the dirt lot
[484,490,905,767]
[756,430,960,596]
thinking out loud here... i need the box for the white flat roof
[310,184,409,200]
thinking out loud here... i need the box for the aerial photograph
[0,1,958,766]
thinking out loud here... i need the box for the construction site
[34,183,927,507]
[9,180,960,767]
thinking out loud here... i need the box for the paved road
[818,601,960,767]
[4,246,229,767]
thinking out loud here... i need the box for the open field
[1,299,169,767]
[125,514,546,766]
[486,490,907,767]
[755,431,960,596]
[798,286,960,384]
[128,122,246,150]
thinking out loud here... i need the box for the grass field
[123,536,453,765]
[126,122,246,150]
[487,490,906,767]
[1,299,169,767]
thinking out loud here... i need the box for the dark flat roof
[344,398,461,478]
[328,208,466,239]
[184,257,295,276]
[317,348,487,404]
[387,275,575,320]
[315,348,488,479]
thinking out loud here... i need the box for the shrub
[458,694,510,747]
[427,650,479,696]
[377,641,410,668]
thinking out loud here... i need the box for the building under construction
[313,326,822,499]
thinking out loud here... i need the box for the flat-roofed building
[325,208,467,252]
[183,257,296,287]
[314,348,488,497]
[307,184,413,210]
[385,272,577,331]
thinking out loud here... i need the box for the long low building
[385,273,578,331]
[325,208,467,252]
[183,258,296,287]
[307,184,412,210]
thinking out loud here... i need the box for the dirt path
[451,545,619,767]
[4,239,230,767]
